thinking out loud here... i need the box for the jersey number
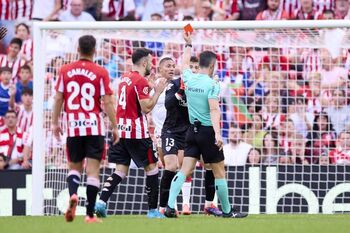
[67,81,95,111]
[118,85,126,110]
[165,138,175,147]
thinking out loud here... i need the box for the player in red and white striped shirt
[0,110,24,170]
[95,48,168,219]
[15,23,33,61]
[52,35,118,223]
[0,38,26,81]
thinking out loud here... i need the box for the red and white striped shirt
[0,54,26,81]
[20,38,33,61]
[262,112,286,130]
[280,0,300,19]
[0,0,33,20]
[16,105,32,134]
[0,127,23,160]
[256,9,289,20]
[313,0,335,12]
[116,71,150,139]
[301,49,321,79]
[329,148,350,165]
[55,60,113,137]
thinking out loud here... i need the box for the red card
[184,24,193,33]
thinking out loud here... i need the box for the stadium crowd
[0,0,350,170]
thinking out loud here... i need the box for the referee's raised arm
[181,31,192,71]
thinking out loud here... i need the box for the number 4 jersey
[55,59,113,137]
[116,71,150,139]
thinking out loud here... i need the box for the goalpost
[33,20,350,216]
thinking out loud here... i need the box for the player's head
[8,38,22,57]
[4,110,17,129]
[78,35,96,57]
[267,0,280,11]
[132,48,153,76]
[189,56,199,73]
[15,23,30,40]
[20,65,32,82]
[158,56,175,80]
[0,66,12,85]
[199,51,217,77]
[21,88,33,107]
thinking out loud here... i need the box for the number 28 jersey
[55,60,113,137]
[116,71,150,139]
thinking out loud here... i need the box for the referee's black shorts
[184,125,224,164]
[66,136,105,163]
[108,138,158,168]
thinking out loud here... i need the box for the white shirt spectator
[45,31,72,62]
[59,10,95,21]
[290,112,314,138]
[325,105,350,135]
[224,141,252,166]
[102,0,136,20]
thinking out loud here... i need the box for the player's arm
[181,31,192,71]
[103,94,119,144]
[52,91,64,139]
[165,81,180,109]
[139,78,168,114]
[208,82,223,150]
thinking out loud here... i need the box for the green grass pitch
[1,215,349,233]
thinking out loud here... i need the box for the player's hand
[0,26,7,40]
[215,133,223,151]
[112,127,120,145]
[183,31,192,45]
[52,124,63,142]
[21,160,32,169]
[155,78,167,94]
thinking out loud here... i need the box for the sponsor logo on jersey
[69,119,97,128]
[143,87,149,95]
[117,124,132,131]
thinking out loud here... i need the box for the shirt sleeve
[135,78,150,100]
[208,81,220,100]
[100,68,113,96]
[182,69,192,84]
[165,81,179,110]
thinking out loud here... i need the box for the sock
[167,172,186,209]
[86,177,100,218]
[100,171,125,203]
[66,170,81,197]
[181,179,192,206]
[215,179,231,214]
[159,170,176,208]
[205,170,215,205]
[145,168,159,210]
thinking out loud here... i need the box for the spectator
[280,0,301,19]
[260,48,289,72]
[59,0,96,21]
[256,0,289,20]
[102,0,136,20]
[261,132,280,165]
[0,38,26,81]
[322,9,336,18]
[290,134,309,164]
[319,154,330,165]
[0,0,33,20]
[16,88,33,134]
[16,65,33,101]
[21,126,32,169]
[288,96,314,138]
[334,0,350,19]
[163,0,183,20]
[314,0,336,12]
[95,39,118,80]
[247,148,261,165]
[177,0,197,16]
[45,31,71,62]
[141,0,164,21]
[324,89,350,135]
[32,0,62,21]
[0,110,24,170]
[262,94,286,130]
[223,125,253,166]
[15,23,33,62]
[279,119,297,156]
[232,0,266,20]
[305,112,336,163]
[0,67,18,117]
[244,114,266,149]
[0,153,8,170]
[329,131,350,164]
[150,12,163,21]
[293,0,323,19]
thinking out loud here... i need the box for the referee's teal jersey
[182,69,220,126]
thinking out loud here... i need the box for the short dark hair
[199,51,217,68]
[183,15,194,21]
[22,87,33,96]
[323,9,335,17]
[132,48,152,65]
[15,23,30,35]
[78,35,96,56]
[20,64,31,73]
[10,37,22,49]
[163,0,176,6]
[5,109,17,117]
[151,13,162,19]
[190,56,199,63]
[0,66,12,75]
[159,57,173,66]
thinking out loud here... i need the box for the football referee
[164,31,248,218]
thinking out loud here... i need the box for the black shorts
[161,131,186,156]
[66,136,105,163]
[108,138,158,168]
[184,125,224,164]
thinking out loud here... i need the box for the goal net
[32,21,350,216]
